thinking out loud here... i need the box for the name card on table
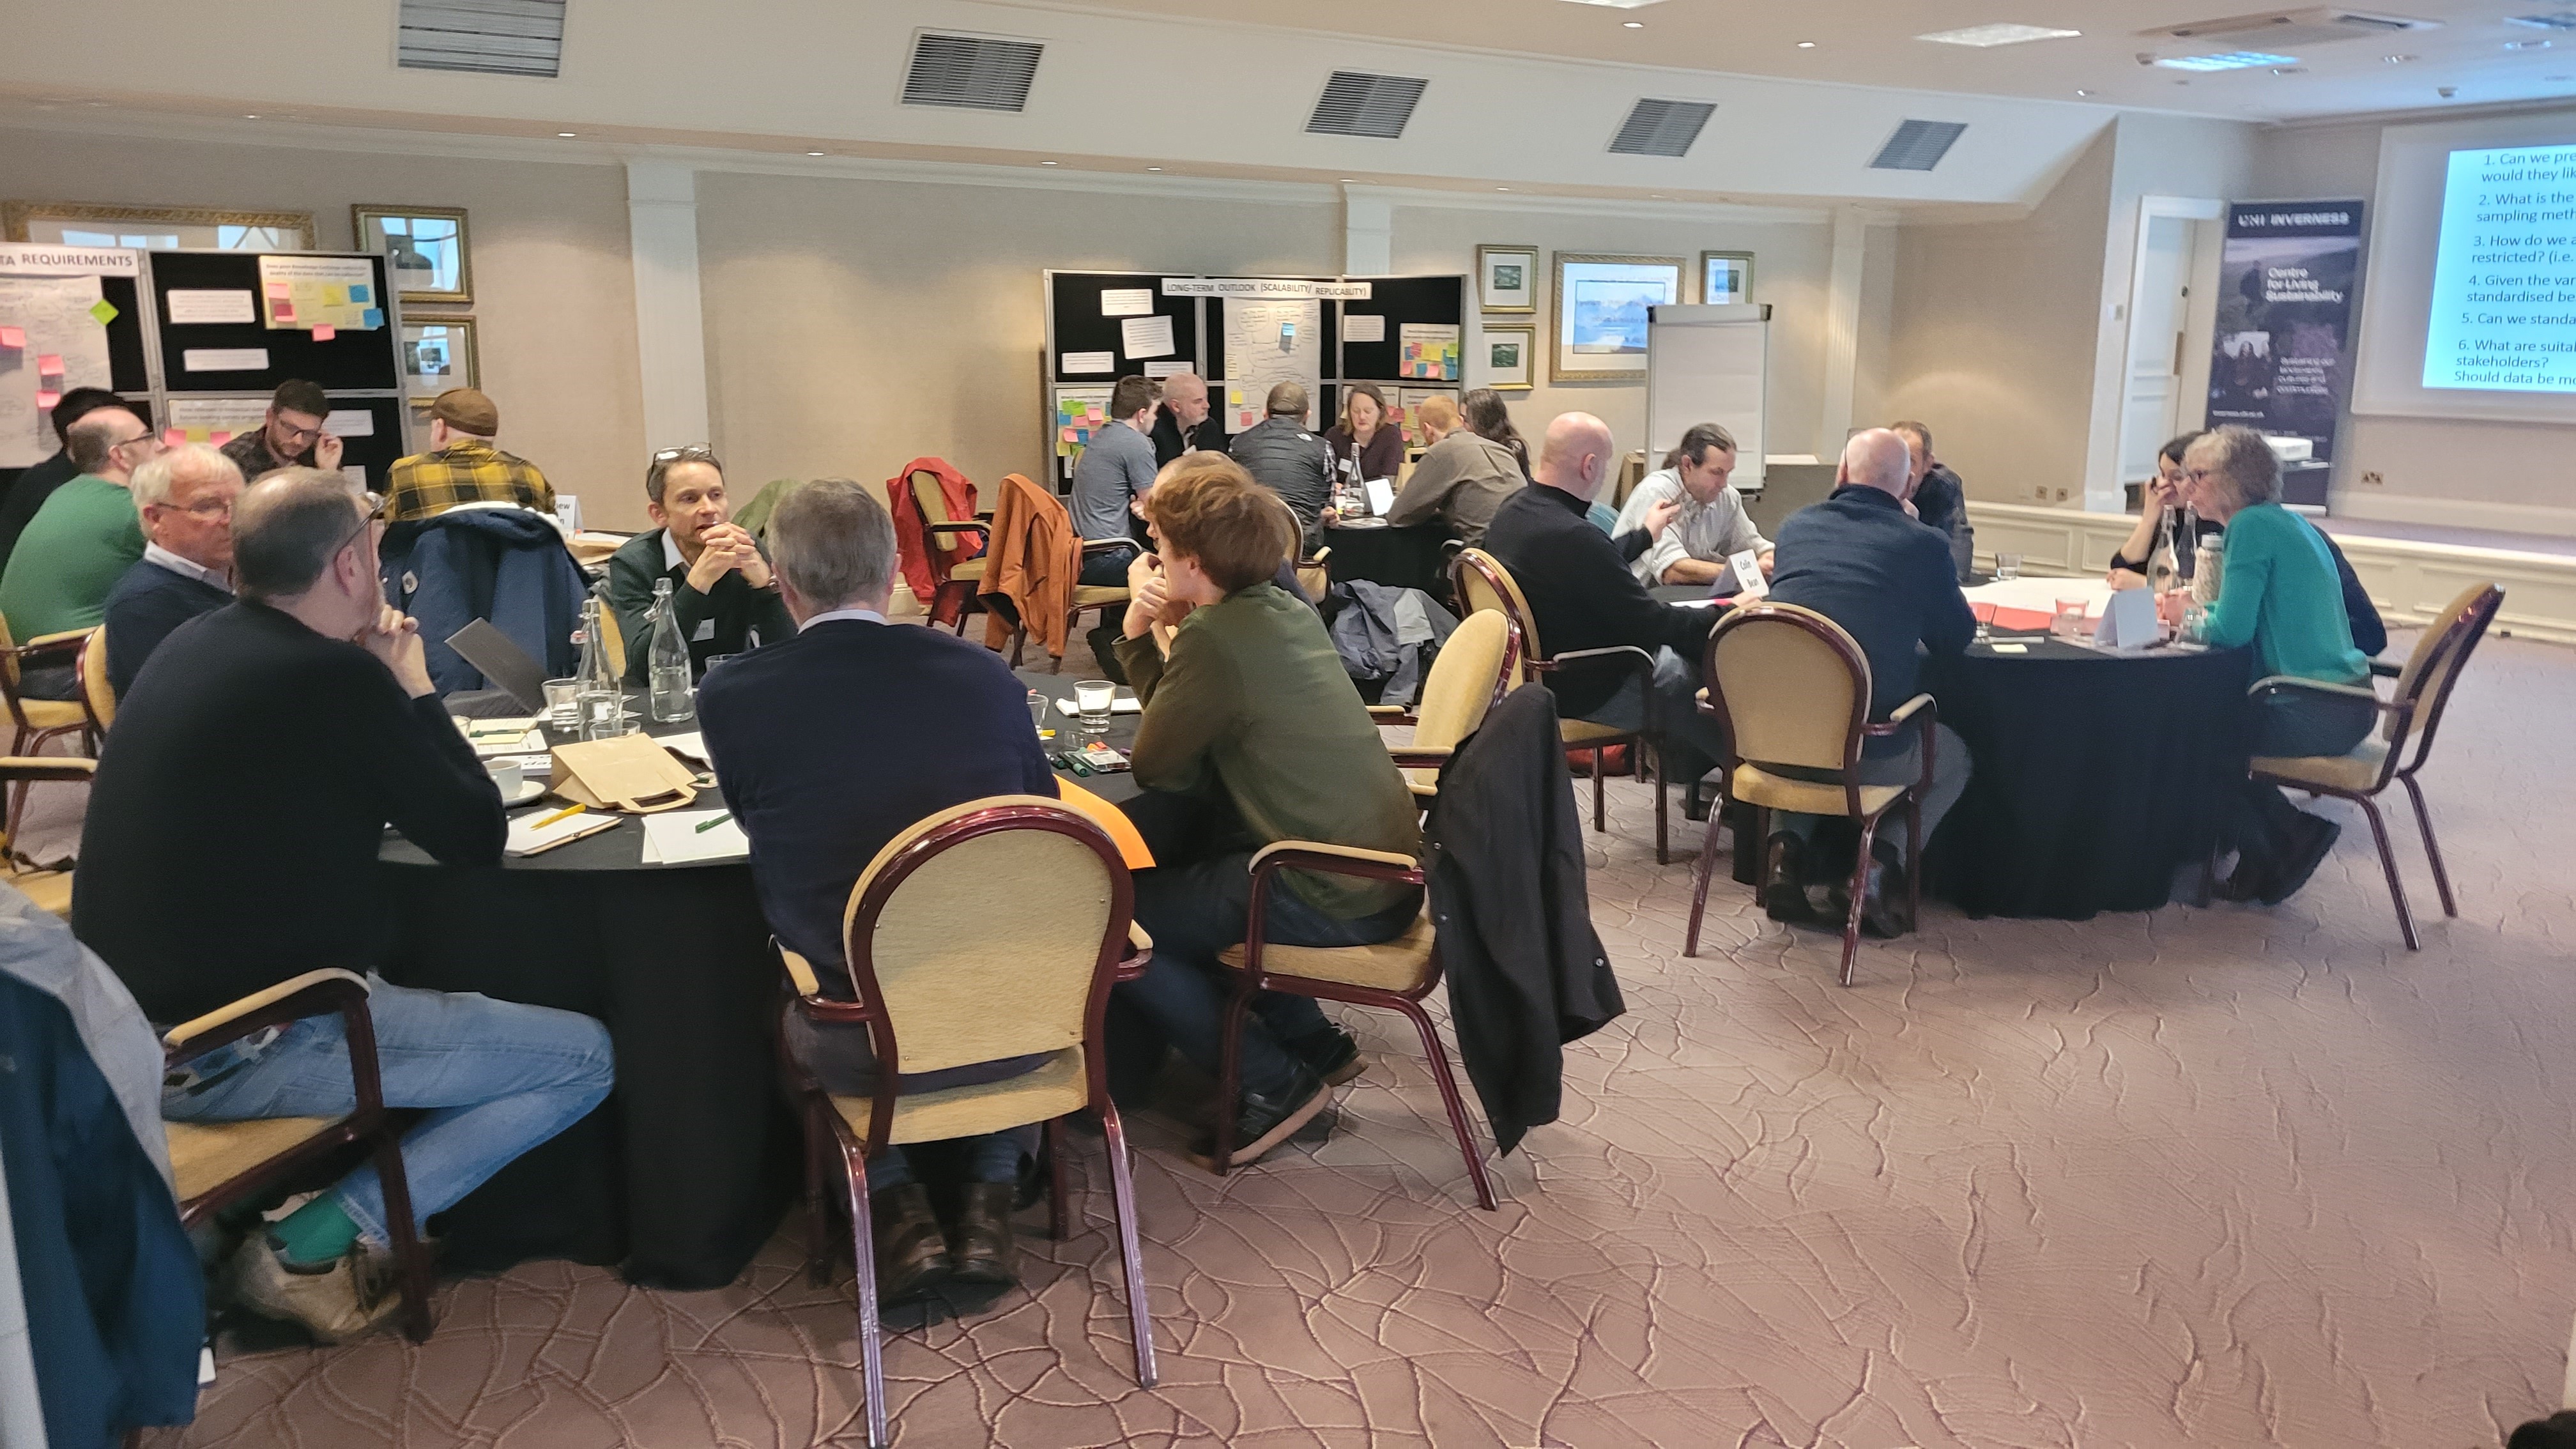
[2092,588,2161,650]
[1728,550,1768,601]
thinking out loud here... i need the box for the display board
[0,243,153,470]
[1644,303,1770,487]
[151,250,402,394]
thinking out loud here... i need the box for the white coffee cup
[486,760,523,797]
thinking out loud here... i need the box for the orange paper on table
[1991,606,2053,631]
[1054,778,1153,870]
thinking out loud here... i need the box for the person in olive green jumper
[0,409,160,691]
[2184,425,2373,905]
[1111,454,1423,1170]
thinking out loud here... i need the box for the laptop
[445,618,551,713]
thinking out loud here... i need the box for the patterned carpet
[132,629,2576,1448]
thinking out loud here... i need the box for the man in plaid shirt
[383,388,556,522]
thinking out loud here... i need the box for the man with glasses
[0,407,164,695]
[76,468,614,1343]
[607,445,792,683]
[220,378,345,481]
[0,387,133,578]
[102,443,244,696]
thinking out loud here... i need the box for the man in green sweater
[1111,454,1424,1170]
[0,408,160,693]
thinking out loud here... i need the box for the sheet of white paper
[1142,359,1190,379]
[183,348,268,372]
[1671,595,1725,609]
[506,809,614,856]
[659,731,713,765]
[0,274,112,466]
[1056,696,1144,717]
[1062,351,1115,375]
[1342,313,1386,342]
[340,464,367,489]
[1364,477,1395,516]
[1990,642,2030,654]
[640,809,749,866]
[165,397,268,443]
[1962,577,2115,617]
[1120,314,1175,360]
[1099,288,1153,317]
[1223,299,1321,432]
[164,289,257,324]
[324,409,374,438]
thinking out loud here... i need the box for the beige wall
[692,172,1338,516]
[1883,128,2117,508]
[0,127,649,526]
[1388,206,1837,466]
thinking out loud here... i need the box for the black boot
[1188,1066,1330,1171]
[948,1183,1019,1286]
[1764,832,1816,924]
[871,1183,949,1303]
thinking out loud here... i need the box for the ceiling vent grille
[1869,119,1968,171]
[902,31,1045,112]
[1609,98,1715,157]
[1308,71,1430,139]
[396,0,566,78]
[2145,6,2441,48]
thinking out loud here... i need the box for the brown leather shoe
[871,1184,948,1303]
[948,1183,1019,1286]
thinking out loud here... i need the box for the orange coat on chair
[887,457,979,625]
[979,472,1080,659]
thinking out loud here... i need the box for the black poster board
[1338,276,1463,385]
[316,397,412,489]
[98,275,150,397]
[1046,272,1202,383]
[151,251,401,392]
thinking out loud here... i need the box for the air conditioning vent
[902,31,1045,112]
[1308,71,1429,139]
[1869,119,1967,171]
[396,0,566,78]
[1609,99,1715,158]
[2144,6,2440,49]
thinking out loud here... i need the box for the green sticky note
[89,299,119,326]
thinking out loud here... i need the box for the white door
[2119,214,2193,487]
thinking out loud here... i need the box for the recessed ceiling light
[1797,40,1817,49]
[2156,50,2298,71]
[1147,166,1163,171]
[2271,65,2306,74]
[1556,0,1663,8]
[558,131,578,137]
[806,150,825,156]
[1496,186,1512,191]
[1039,160,1058,165]
[84,100,110,108]
[2508,12,2576,30]
[2384,53,2418,63]
[2076,88,2094,95]
[243,113,261,119]
[1623,20,1643,27]
[1917,23,2082,47]
[1650,193,1666,198]
[2507,37,2554,49]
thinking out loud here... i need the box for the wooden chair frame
[1000,535,1137,674]
[1212,845,1498,1210]
[161,969,435,1342]
[1450,549,1671,861]
[0,621,99,852]
[908,469,993,630]
[2250,583,2501,950]
[775,801,1156,1448]
[1683,603,1936,987]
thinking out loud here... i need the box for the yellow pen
[530,803,586,829]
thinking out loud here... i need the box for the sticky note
[35,391,61,410]
[211,431,233,447]
[89,299,118,326]
[0,327,20,348]
[360,308,383,328]
[322,286,346,306]
[265,282,290,297]
[274,304,295,321]
[311,325,336,342]
[348,284,371,303]
[36,354,62,374]
[162,429,183,447]
[1061,426,1077,443]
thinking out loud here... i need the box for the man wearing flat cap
[383,387,556,522]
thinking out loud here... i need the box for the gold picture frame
[402,318,479,400]
[1701,250,1755,305]
[1551,252,1683,383]
[355,204,472,307]
[1,201,315,249]
[1475,244,1538,313]
[1478,324,1535,392]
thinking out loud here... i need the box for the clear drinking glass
[1970,602,1996,642]
[1027,688,1049,735]
[1995,552,2023,581]
[1075,678,1116,739]
[542,678,579,731]
[2052,597,2088,639]
[579,691,626,742]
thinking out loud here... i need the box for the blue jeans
[161,977,615,1248]
[1582,646,1735,790]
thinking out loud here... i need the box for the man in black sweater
[1480,411,1731,799]
[76,468,613,1344]
[1149,371,1227,466]
[1764,429,1978,931]
[102,443,241,697]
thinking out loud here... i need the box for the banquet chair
[1364,607,1521,802]
[979,480,1132,673]
[160,969,437,1342]
[1450,548,1672,862]
[908,468,993,632]
[1296,546,1332,602]
[1211,843,1497,1209]
[0,611,100,852]
[595,606,626,678]
[1683,602,1936,988]
[0,756,95,915]
[76,625,115,735]
[2248,581,2502,950]
[774,796,1155,1448]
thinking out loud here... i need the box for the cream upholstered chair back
[1452,549,1541,686]
[1412,609,1516,754]
[2384,582,2501,747]
[906,469,947,525]
[79,627,114,730]
[1705,602,1870,774]
[841,795,1128,1078]
[0,610,20,691]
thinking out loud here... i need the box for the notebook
[445,618,550,713]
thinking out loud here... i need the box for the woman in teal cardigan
[2182,425,2377,903]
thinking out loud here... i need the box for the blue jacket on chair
[379,507,589,694]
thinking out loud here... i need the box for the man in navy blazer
[696,478,1056,1305]
[103,444,243,698]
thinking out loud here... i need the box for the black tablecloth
[1017,666,1141,806]
[376,700,796,1290]
[1922,636,2252,919]
[1324,522,1451,599]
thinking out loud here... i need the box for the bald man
[1480,411,1736,809]
[1761,428,1977,934]
[1150,371,1226,466]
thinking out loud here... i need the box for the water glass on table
[1027,688,1050,737]
[542,677,580,732]
[2050,597,2089,640]
[1995,552,2023,582]
[1075,678,1117,740]
[1970,601,1997,642]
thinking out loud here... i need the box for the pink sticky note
[273,304,295,321]
[35,391,61,410]
[310,324,335,342]
[0,327,22,348]
[211,431,233,447]
[264,282,290,297]
[161,429,183,447]
[36,354,63,374]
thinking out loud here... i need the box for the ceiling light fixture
[1623,20,1644,27]
[2156,50,2299,70]
[2506,12,2576,31]
[2076,88,2095,95]
[2272,65,2306,73]
[2384,52,2417,63]
[558,130,577,137]
[1556,0,1664,9]
[2507,37,2554,49]
[1039,160,1058,165]
[1797,40,1818,48]
[243,113,261,119]
[1917,23,2082,47]
[806,150,825,156]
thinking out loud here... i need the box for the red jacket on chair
[887,457,979,624]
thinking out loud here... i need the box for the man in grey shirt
[1611,422,1772,589]
[1070,375,1161,584]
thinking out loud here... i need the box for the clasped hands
[685,523,772,592]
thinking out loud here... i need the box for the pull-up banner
[2207,200,2365,464]
[1161,277,1372,300]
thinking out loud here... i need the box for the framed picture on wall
[1478,325,1535,391]
[1551,253,1682,383]
[1476,245,1538,313]
[1701,250,1754,305]
[402,318,477,399]
[3,201,314,249]
[355,204,472,307]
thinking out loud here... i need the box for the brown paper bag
[549,735,700,814]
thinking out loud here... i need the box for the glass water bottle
[647,577,695,724]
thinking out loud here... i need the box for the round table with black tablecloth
[1921,634,2252,919]
[1016,666,1142,805]
[1323,521,1453,601]
[376,701,797,1291]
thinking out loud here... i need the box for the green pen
[694,812,732,833]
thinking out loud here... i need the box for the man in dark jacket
[608,446,794,684]
[1764,429,1978,932]
[1480,411,1731,799]
[1424,682,1623,1156]
[1149,371,1227,465]
[103,443,241,697]
[1227,382,1335,545]
[1889,420,1971,583]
